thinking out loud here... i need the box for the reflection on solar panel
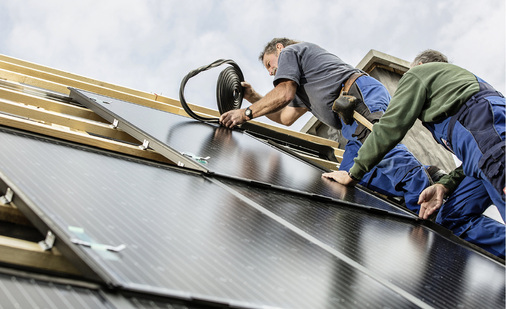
[0,127,504,308]
[69,88,413,217]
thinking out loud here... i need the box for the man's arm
[241,81,308,126]
[348,73,428,180]
[417,167,465,219]
[219,79,298,128]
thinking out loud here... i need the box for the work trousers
[424,78,505,219]
[436,176,505,258]
[340,141,431,212]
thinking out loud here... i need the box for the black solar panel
[69,88,413,217]
[0,128,504,308]
[0,271,112,309]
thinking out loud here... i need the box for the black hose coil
[179,59,245,123]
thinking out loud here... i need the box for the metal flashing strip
[68,87,414,217]
[0,127,504,308]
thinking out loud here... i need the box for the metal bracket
[110,118,119,129]
[38,230,56,251]
[139,139,150,150]
[181,152,210,164]
[0,187,14,204]
[70,238,126,252]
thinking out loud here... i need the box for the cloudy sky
[1,0,504,130]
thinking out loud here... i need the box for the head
[410,49,449,68]
[259,37,300,76]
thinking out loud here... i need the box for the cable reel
[179,59,245,123]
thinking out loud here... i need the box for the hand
[417,183,449,219]
[219,108,247,128]
[322,171,357,186]
[241,81,262,103]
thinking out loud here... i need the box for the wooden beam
[0,203,32,226]
[0,113,175,164]
[0,86,104,122]
[0,99,139,144]
[0,235,81,276]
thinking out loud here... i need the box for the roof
[0,53,504,309]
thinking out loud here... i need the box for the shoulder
[283,42,323,55]
[408,63,473,79]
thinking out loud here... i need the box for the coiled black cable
[179,59,244,123]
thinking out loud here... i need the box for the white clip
[39,231,56,251]
[139,139,150,150]
[110,119,119,129]
[0,188,13,204]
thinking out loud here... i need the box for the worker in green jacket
[327,50,505,258]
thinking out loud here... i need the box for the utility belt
[333,72,383,143]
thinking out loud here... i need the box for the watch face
[245,108,252,118]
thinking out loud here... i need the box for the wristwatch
[245,106,253,120]
[348,171,359,181]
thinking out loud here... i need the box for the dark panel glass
[0,272,112,309]
[220,178,506,309]
[70,88,413,216]
[0,129,439,308]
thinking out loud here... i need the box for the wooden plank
[0,235,81,275]
[0,62,197,113]
[0,113,175,164]
[0,203,32,226]
[0,54,166,104]
[0,85,104,122]
[0,99,139,144]
[295,153,340,171]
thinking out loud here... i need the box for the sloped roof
[0,53,504,309]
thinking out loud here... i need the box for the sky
[1,0,504,130]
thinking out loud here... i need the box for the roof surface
[0,53,504,308]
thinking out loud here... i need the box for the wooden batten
[0,235,81,276]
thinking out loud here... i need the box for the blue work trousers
[437,176,505,259]
[340,141,431,212]
[425,78,505,219]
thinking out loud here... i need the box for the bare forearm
[248,81,296,119]
[245,90,263,103]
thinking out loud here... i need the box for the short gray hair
[411,49,448,67]
[259,37,300,62]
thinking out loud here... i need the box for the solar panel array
[0,88,504,308]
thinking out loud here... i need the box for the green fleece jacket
[349,62,480,193]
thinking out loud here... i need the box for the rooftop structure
[0,52,504,308]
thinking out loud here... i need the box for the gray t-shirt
[274,42,361,130]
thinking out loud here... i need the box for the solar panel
[0,128,504,308]
[0,271,111,309]
[69,88,413,217]
[0,269,203,309]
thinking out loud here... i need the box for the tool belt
[333,72,384,144]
